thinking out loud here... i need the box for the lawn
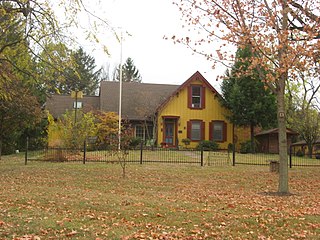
[0,155,319,239]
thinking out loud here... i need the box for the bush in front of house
[240,140,256,153]
[129,137,142,149]
[197,140,219,151]
[296,149,304,157]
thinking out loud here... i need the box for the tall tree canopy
[175,0,320,193]
[0,0,112,98]
[64,47,102,95]
[286,69,320,158]
[115,57,142,82]
[221,46,277,151]
[0,0,112,154]
[0,65,41,158]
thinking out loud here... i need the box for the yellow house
[156,71,233,149]
[47,71,249,149]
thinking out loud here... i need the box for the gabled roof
[157,71,220,112]
[46,71,217,120]
[99,81,179,120]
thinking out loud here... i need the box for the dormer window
[188,85,205,109]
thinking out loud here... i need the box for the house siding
[157,78,233,149]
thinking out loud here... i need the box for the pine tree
[115,57,142,82]
[221,46,277,152]
[64,47,102,95]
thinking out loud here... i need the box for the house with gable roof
[46,71,249,149]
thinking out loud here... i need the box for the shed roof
[291,139,320,146]
[255,128,298,137]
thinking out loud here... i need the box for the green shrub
[197,140,219,151]
[181,138,191,146]
[228,143,234,152]
[129,137,142,149]
[240,140,256,153]
[296,149,304,157]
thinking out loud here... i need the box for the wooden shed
[255,128,298,154]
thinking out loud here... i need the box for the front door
[164,121,175,146]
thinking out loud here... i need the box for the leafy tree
[95,111,135,177]
[47,110,97,149]
[0,0,113,99]
[95,111,119,145]
[292,108,320,158]
[286,69,320,158]
[175,0,320,194]
[0,67,41,158]
[221,46,277,152]
[115,57,142,82]
[37,42,73,95]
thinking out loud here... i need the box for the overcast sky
[80,0,227,90]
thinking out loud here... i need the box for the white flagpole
[118,31,123,151]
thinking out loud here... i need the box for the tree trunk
[277,0,289,194]
[0,138,2,160]
[277,83,289,194]
[307,143,313,159]
[250,123,255,153]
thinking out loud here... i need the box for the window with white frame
[73,101,82,109]
[191,86,201,108]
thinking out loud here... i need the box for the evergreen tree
[64,47,102,95]
[115,57,142,82]
[221,46,277,152]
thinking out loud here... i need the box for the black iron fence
[25,140,320,167]
[25,145,231,166]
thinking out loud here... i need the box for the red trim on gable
[156,71,221,113]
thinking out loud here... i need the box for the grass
[0,154,319,239]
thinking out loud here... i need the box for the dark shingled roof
[255,128,298,136]
[46,95,100,118]
[100,81,179,120]
[46,81,179,120]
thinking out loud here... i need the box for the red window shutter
[223,121,227,142]
[201,121,205,140]
[202,86,206,109]
[188,85,192,108]
[209,121,213,141]
[187,121,191,139]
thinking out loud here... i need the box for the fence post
[232,144,236,166]
[83,140,86,164]
[25,137,29,165]
[140,140,143,164]
[289,145,292,168]
[200,145,203,166]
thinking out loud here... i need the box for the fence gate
[205,151,230,166]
